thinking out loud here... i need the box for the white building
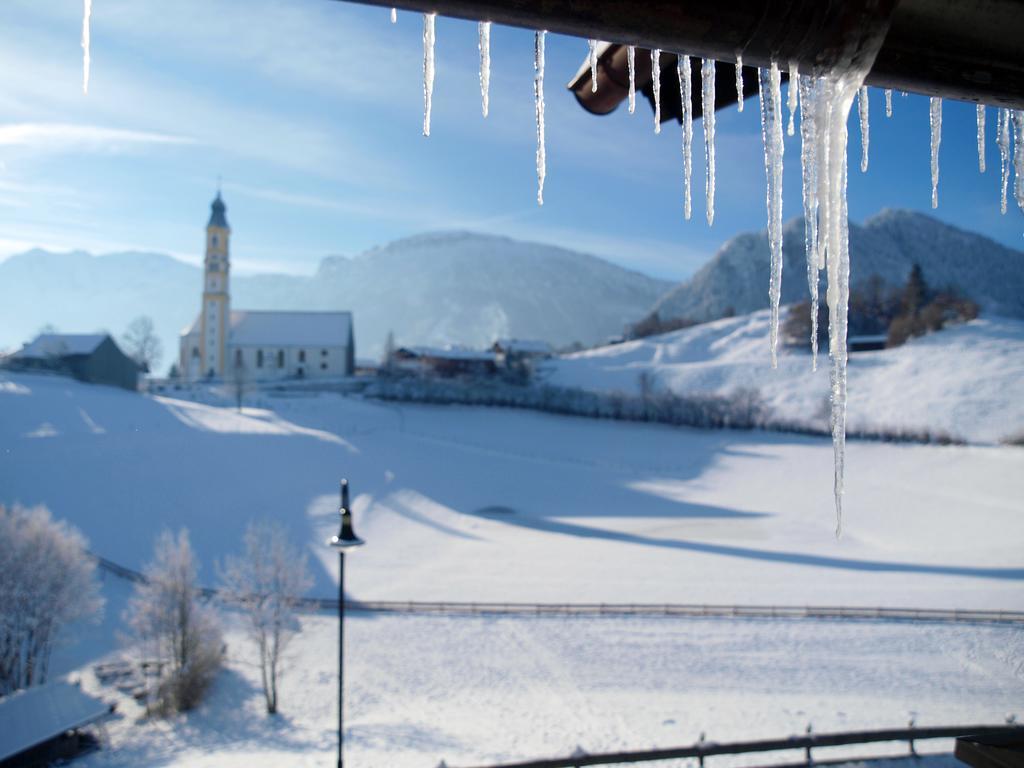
[179,194,354,381]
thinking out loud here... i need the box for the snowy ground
[545,312,1024,444]
[1,371,1022,766]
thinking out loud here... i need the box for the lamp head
[328,478,364,550]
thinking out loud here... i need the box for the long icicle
[534,30,546,206]
[759,64,785,369]
[588,39,598,93]
[735,55,744,112]
[627,46,636,114]
[390,7,397,23]
[930,97,942,208]
[799,75,821,371]
[652,49,662,133]
[787,61,799,137]
[998,108,1010,213]
[702,59,716,226]
[478,21,491,118]
[422,13,436,137]
[1013,111,1024,214]
[858,86,870,172]
[678,55,693,220]
[884,88,893,117]
[976,104,986,172]
[82,0,92,95]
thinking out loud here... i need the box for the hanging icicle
[652,49,662,134]
[884,89,893,118]
[588,39,598,93]
[534,31,546,206]
[858,86,869,172]
[422,13,436,137]
[390,7,397,23]
[787,61,799,137]
[82,0,92,95]
[759,64,785,369]
[627,46,636,115]
[976,104,986,173]
[678,56,693,220]
[1013,111,1024,214]
[930,96,942,208]
[702,59,716,226]
[798,75,822,371]
[998,108,1011,214]
[735,55,744,112]
[478,21,491,118]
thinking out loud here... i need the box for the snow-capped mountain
[650,209,1024,323]
[0,233,670,368]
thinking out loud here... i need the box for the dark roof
[0,681,112,762]
[208,192,229,229]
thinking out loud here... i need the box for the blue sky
[0,0,1020,280]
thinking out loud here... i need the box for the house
[491,338,553,362]
[3,333,140,390]
[393,346,498,378]
[178,193,355,382]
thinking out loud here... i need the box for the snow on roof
[493,338,553,354]
[14,333,108,359]
[0,681,111,762]
[229,310,352,348]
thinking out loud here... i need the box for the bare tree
[219,520,312,715]
[230,352,247,411]
[124,528,222,713]
[0,504,103,695]
[381,330,397,376]
[122,316,163,374]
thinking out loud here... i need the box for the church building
[179,193,355,382]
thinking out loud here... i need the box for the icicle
[884,89,893,118]
[652,49,662,133]
[929,96,942,208]
[478,21,491,118]
[977,104,986,172]
[798,75,822,371]
[735,55,744,112]
[390,7,397,23]
[534,30,546,206]
[627,46,636,115]
[588,39,598,93]
[702,59,716,226]
[1014,111,1024,214]
[759,64,785,369]
[998,108,1011,214]
[81,0,92,95]
[787,61,799,137]
[422,13,436,137]
[678,56,693,220]
[858,86,869,172]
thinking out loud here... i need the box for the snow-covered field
[546,312,1024,444]
[1,371,1022,767]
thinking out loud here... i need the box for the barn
[3,333,140,391]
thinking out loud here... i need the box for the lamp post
[327,478,364,768]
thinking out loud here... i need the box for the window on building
[277,350,285,368]
[298,350,306,363]
[321,349,328,356]
[256,350,264,368]
[321,362,327,370]
[212,234,219,247]
[235,349,243,367]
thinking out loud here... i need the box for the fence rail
[450,724,1022,768]
[91,554,1024,625]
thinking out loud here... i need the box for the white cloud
[0,122,193,152]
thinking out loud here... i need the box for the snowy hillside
[651,209,1024,323]
[0,233,670,367]
[545,311,1024,444]
[1,372,1021,766]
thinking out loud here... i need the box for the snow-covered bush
[124,528,222,714]
[219,520,312,715]
[0,504,103,695]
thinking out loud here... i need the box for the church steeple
[199,190,231,378]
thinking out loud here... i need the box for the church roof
[207,192,229,229]
[229,310,352,347]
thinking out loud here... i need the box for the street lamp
[327,478,364,768]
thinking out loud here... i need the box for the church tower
[199,192,230,378]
